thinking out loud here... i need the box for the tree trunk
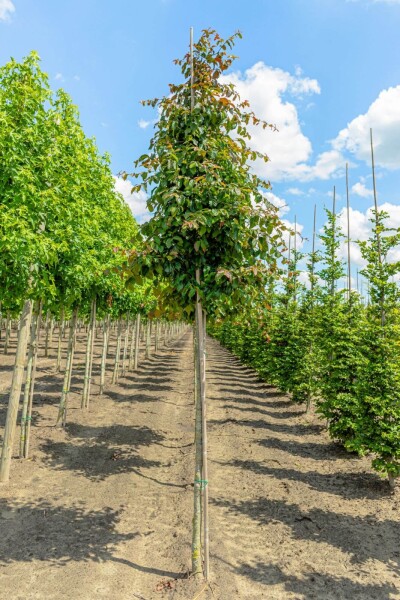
[57,307,78,426]
[146,320,151,359]
[56,306,65,372]
[81,298,96,409]
[99,315,110,394]
[192,313,202,577]
[121,317,130,375]
[23,302,43,458]
[128,320,136,371]
[0,300,33,483]
[112,318,123,384]
[19,301,41,457]
[134,313,141,370]
[4,312,11,355]
[154,320,159,353]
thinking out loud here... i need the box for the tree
[129,29,285,579]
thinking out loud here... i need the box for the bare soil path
[0,330,399,599]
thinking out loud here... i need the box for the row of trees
[210,201,400,489]
[0,52,170,482]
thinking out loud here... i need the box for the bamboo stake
[122,316,130,375]
[331,186,336,297]
[146,320,151,359]
[201,305,209,580]
[128,320,136,370]
[0,300,33,482]
[23,301,43,458]
[371,128,394,490]
[20,301,41,456]
[57,306,78,426]
[49,316,54,351]
[81,299,96,409]
[346,163,352,298]
[154,320,159,353]
[192,295,203,578]
[311,205,317,295]
[4,311,11,354]
[134,313,141,370]
[99,314,110,393]
[56,306,64,372]
[112,318,123,384]
[293,215,297,301]
[85,297,97,410]
[370,128,385,327]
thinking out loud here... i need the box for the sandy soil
[0,326,399,599]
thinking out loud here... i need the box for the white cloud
[0,0,15,21]
[221,62,327,182]
[114,176,150,223]
[336,202,400,268]
[352,182,373,198]
[282,218,305,250]
[138,119,151,129]
[264,191,290,216]
[55,73,65,82]
[333,85,400,169]
[73,75,80,81]
[287,187,304,196]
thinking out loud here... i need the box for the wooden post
[20,301,41,457]
[122,316,130,375]
[146,320,151,359]
[56,306,64,372]
[0,300,33,482]
[85,297,97,409]
[346,163,352,298]
[57,307,78,426]
[128,320,136,370]
[99,314,110,394]
[112,318,123,384]
[134,313,141,370]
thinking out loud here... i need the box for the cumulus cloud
[282,218,305,250]
[0,0,15,21]
[221,62,348,182]
[221,62,328,181]
[333,85,400,169]
[352,181,373,198]
[287,187,304,196]
[114,176,150,223]
[336,202,400,268]
[264,191,290,216]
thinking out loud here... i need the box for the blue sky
[1,0,400,283]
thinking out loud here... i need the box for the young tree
[129,29,284,579]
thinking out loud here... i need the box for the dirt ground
[0,325,399,599]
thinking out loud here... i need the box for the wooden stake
[0,300,33,482]
[112,318,123,384]
[332,186,336,297]
[20,300,41,456]
[100,314,110,393]
[134,313,141,370]
[57,306,78,426]
[311,204,317,295]
[346,163,352,297]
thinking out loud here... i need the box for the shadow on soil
[40,424,186,489]
[216,555,398,600]
[0,500,136,565]
[212,496,400,571]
